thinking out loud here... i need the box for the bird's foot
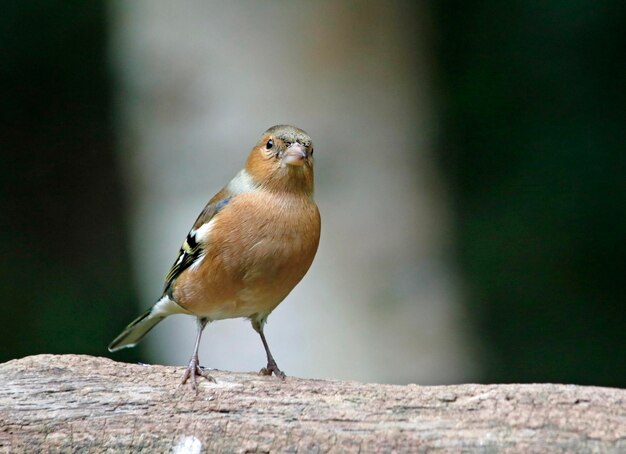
[259,360,286,380]
[180,357,215,390]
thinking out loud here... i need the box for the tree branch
[1,355,624,452]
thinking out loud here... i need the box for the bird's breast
[173,191,320,319]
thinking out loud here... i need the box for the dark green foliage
[431,1,626,386]
[0,2,140,363]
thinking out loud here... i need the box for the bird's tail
[108,296,189,352]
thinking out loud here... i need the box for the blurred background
[1,1,624,387]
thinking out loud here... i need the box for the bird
[108,125,321,389]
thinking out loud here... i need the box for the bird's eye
[266,139,274,150]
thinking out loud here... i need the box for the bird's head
[245,125,315,196]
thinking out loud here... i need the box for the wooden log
[0,354,624,452]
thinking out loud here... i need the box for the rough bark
[0,355,624,453]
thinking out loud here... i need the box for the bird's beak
[283,143,307,167]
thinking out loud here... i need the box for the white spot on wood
[172,435,202,454]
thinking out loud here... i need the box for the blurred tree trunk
[110,2,475,384]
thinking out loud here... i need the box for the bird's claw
[181,360,215,391]
[259,361,286,380]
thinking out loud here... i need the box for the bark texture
[0,355,624,453]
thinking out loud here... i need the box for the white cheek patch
[227,168,256,195]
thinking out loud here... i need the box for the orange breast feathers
[171,190,321,320]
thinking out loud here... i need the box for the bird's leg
[181,317,215,390]
[252,319,286,379]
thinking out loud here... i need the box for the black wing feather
[162,196,230,293]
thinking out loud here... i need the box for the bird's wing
[162,188,232,294]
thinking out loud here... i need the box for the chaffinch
[109,125,320,389]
